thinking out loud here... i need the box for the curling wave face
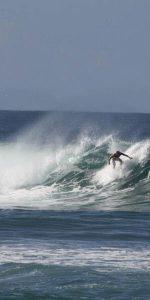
[0,116,149,211]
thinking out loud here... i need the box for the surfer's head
[116,151,121,155]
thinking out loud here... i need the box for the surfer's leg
[118,158,123,166]
[112,158,116,168]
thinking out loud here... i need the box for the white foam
[0,142,56,190]
[0,242,149,270]
[94,164,124,186]
[127,139,150,164]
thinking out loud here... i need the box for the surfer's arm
[121,152,132,159]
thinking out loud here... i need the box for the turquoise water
[0,111,150,299]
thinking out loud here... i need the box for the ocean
[0,110,150,299]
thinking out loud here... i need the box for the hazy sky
[0,0,150,112]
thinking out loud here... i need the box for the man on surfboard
[109,151,132,168]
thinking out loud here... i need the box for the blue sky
[0,0,150,112]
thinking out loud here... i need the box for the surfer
[109,151,132,168]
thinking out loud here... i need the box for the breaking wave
[0,114,149,211]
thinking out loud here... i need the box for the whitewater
[0,111,150,299]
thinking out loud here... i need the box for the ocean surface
[0,110,150,299]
